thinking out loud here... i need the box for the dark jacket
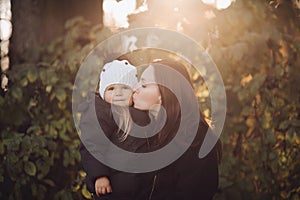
[173,120,219,200]
[134,118,219,200]
[79,93,151,200]
[79,93,219,200]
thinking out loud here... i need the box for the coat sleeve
[78,96,113,193]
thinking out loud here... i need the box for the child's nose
[114,88,122,95]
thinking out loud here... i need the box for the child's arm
[80,143,111,193]
[95,176,112,196]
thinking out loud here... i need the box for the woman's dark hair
[151,59,222,163]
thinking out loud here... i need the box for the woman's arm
[174,121,219,200]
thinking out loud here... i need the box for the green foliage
[202,1,300,199]
[0,17,112,199]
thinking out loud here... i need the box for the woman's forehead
[107,84,129,88]
[141,65,155,81]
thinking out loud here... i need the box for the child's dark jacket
[78,93,150,199]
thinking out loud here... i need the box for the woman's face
[133,65,161,110]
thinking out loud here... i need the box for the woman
[80,59,221,200]
[133,59,222,200]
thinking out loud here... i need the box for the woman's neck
[149,104,161,120]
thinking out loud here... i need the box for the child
[98,59,137,195]
[79,60,148,200]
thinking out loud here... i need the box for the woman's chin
[133,103,146,110]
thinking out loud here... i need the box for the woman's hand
[95,177,112,196]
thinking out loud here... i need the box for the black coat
[173,121,219,200]
[134,119,219,200]
[79,93,219,200]
[79,93,151,200]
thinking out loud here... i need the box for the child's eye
[141,84,146,88]
[123,86,130,90]
[107,87,114,91]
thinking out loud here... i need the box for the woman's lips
[132,94,137,100]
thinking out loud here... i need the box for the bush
[0,17,111,200]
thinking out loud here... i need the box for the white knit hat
[99,60,138,99]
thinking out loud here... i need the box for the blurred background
[0,0,299,199]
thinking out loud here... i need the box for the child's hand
[95,177,112,196]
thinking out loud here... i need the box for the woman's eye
[141,84,146,88]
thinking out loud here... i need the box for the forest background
[0,0,299,199]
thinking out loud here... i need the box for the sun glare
[0,0,11,92]
[0,19,12,41]
[201,0,234,10]
[103,0,148,29]
[216,0,233,10]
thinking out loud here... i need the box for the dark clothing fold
[79,93,219,200]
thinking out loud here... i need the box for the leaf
[79,170,86,178]
[27,68,38,83]
[58,101,66,110]
[55,88,67,102]
[251,74,266,92]
[43,179,55,187]
[291,120,300,127]
[241,106,253,116]
[36,159,50,180]
[39,70,47,85]
[46,85,52,93]
[59,130,71,141]
[65,16,85,29]
[20,78,28,87]
[279,120,290,130]
[40,149,49,157]
[81,184,92,199]
[266,132,276,145]
[24,161,37,176]
[11,86,23,101]
[27,125,41,134]
[50,76,59,85]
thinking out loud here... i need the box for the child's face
[104,84,133,106]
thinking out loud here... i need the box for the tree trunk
[9,0,103,66]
